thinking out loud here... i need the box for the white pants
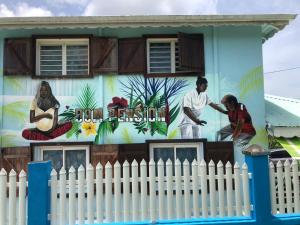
[180,124,201,139]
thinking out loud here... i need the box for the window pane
[153,147,174,175]
[40,45,62,75]
[149,42,171,73]
[176,147,197,174]
[66,45,88,75]
[65,150,86,172]
[43,150,63,172]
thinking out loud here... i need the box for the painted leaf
[66,120,80,139]
[122,128,133,143]
[167,128,179,139]
[76,84,98,110]
[239,66,263,100]
[169,103,181,124]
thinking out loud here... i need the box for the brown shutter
[118,38,146,74]
[178,33,205,75]
[90,37,118,75]
[90,144,119,168]
[118,143,148,164]
[4,38,33,76]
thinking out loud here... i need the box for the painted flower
[82,122,97,136]
[107,96,128,108]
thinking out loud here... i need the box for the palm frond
[76,84,98,110]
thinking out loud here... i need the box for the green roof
[265,95,300,127]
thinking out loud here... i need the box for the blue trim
[272,214,300,225]
[27,161,51,225]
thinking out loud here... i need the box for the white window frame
[36,38,89,76]
[149,142,204,162]
[147,38,177,74]
[41,145,90,169]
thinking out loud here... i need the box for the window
[36,39,89,76]
[41,145,89,172]
[149,142,204,174]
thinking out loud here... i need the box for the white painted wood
[96,163,103,223]
[87,164,94,223]
[217,161,225,217]
[292,160,300,213]
[50,169,57,225]
[140,160,147,220]
[149,159,156,221]
[234,163,242,216]
[284,160,292,213]
[59,167,66,225]
[114,161,121,222]
[157,159,165,219]
[225,162,233,217]
[208,160,216,217]
[131,160,139,221]
[78,165,85,225]
[0,169,6,225]
[183,159,191,218]
[123,160,130,222]
[18,170,26,225]
[192,160,199,218]
[166,159,173,219]
[105,162,113,223]
[269,162,276,214]
[175,159,182,218]
[276,161,285,214]
[8,169,16,225]
[200,160,208,218]
[68,167,76,225]
[242,163,250,216]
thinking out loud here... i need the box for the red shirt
[228,103,256,135]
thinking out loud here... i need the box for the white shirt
[180,89,211,126]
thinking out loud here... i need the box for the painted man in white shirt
[180,77,227,139]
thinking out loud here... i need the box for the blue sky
[0,0,299,99]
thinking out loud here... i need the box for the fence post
[243,145,272,225]
[27,161,51,225]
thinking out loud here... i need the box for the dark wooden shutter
[178,33,205,75]
[90,37,118,75]
[118,38,146,74]
[119,143,148,164]
[90,144,119,168]
[4,38,33,76]
[204,141,234,166]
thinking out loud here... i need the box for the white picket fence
[50,159,251,225]
[269,159,300,214]
[0,168,27,225]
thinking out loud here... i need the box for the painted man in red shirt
[217,94,256,147]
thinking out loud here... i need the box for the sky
[0,0,299,99]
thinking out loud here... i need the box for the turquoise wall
[0,25,267,163]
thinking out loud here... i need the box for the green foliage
[239,66,263,100]
[268,135,282,149]
[66,120,81,139]
[76,84,97,110]
[169,103,180,124]
[95,118,119,144]
[167,128,179,139]
[249,127,268,147]
[59,109,75,122]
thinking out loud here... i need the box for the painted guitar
[35,107,56,132]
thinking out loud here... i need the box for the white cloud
[83,0,217,16]
[0,3,53,17]
[46,0,89,6]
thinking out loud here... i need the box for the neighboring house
[0,14,296,173]
[265,94,300,159]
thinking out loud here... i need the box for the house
[0,14,296,173]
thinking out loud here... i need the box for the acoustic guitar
[35,107,56,132]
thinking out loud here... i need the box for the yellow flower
[82,122,97,136]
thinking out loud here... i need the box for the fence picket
[269,162,276,214]
[59,167,66,225]
[50,169,57,225]
[183,159,191,218]
[284,160,293,213]
[114,161,121,222]
[18,170,26,225]
[292,160,300,213]
[225,162,233,216]
[200,160,208,218]
[78,165,85,225]
[140,160,147,220]
[192,160,199,218]
[96,163,103,223]
[87,164,94,223]
[242,163,250,216]
[217,161,225,217]
[276,161,285,214]
[175,159,182,218]
[208,160,216,217]
[157,159,165,219]
[149,159,156,221]
[0,169,7,225]
[166,159,173,219]
[234,163,242,216]
[105,162,113,223]
[8,169,16,225]
[68,167,76,225]
[131,160,139,221]
[123,161,130,222]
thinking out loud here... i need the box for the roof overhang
[0,14,297,42]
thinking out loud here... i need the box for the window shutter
[118,38,146,74]
[90,37,118,75]
[178,33,205,75]
[4,38,33,76]
[0,147,31,173]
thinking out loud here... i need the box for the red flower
[107,96,128,108]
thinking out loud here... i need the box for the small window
[36,39,89,76]
[41,145,89,172]
[147,38,179,74]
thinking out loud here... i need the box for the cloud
[0,3,53,17]
[83,0,217,16]
[46,0,89,7]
